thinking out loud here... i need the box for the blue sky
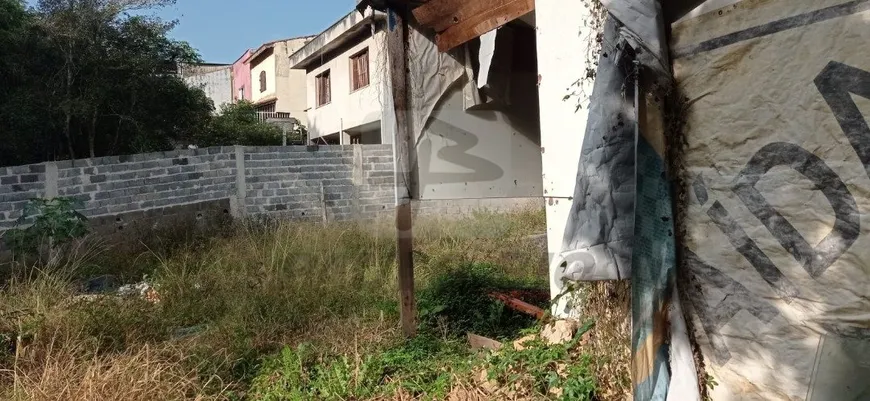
[150,1,358,63]
[26,0,357,63]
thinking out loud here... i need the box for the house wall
[306,31,386,141]
[232,50,252,102]
[251,52,277,104]
[184,66,233,111]
[534,0,599,296]
[415,77,543,200]
[274,38,313,126]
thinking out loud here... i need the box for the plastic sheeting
[550,18,636,285]
[550,0,701,399]
[673,0,870,399]
[406,26,466,146]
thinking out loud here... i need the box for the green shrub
[249,334,472,400]
[417,262,544,339]
[4,197,88,256]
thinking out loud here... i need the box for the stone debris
[117,281,161,304]
[541,319,579,345]
[512,334,537,351]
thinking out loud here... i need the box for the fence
[0,145,537,244]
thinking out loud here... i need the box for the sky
[150,0,359,63]
[26,0,358,63]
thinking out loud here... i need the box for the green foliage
[485,322,597,400]
[248,335,472,401]
[196,101,290,147]
[0,0,214,166]
[4,197,88,256]
[0,210,554,398]
[417,262,543,339]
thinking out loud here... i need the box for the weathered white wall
[306,31,386,141]
[415,80,542,199]
[251,53,276,104]
[183,66,233,112]
[535,0,598,295]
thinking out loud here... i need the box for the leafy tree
[0,0,65,166]
[196,101,301,147]
[0,0,214,166]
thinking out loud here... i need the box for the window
[259,71,266,93]
[350,48,370,92]
[238,86,244,100]
[316,70,331,107]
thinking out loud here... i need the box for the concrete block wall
[0,165,48,230]
[0,144,540,248]
[242,145,394,221]
[55,148,237,218]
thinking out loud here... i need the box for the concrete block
[20,174,39,183]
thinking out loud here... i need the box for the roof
[232,49,254,65]
[249,35,318,63]
[288,8,386,69]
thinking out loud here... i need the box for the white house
[249,36,315,125]
[289,10,386,144]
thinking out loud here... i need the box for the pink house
[232,50,253,102]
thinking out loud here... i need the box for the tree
[196,101,294,147]
[0,0,215,166]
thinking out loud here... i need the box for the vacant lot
[0,208,629,400]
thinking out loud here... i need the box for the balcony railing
[256,111,295,122]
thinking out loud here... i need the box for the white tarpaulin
[672,0,870,399]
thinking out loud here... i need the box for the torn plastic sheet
[407,25,466,147]
[549,17,635,286]
[549,0,700,399]
[477,30,498,89]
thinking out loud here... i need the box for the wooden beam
[385,7,417,338]
[413,0,518,33]
[414,0,534,52]
[411,0,462,31]
[489,291,546,319]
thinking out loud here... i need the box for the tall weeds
[0,208,550,399]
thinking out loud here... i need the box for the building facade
[289,10,386,144]
[232,50,253,103]
[180,63,233,112]
[249,36,314,125]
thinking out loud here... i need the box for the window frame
[315,70,332,108]
[349,47,370,93]
[259,71,267,93]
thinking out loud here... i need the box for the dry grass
[0,208,552,400]
[582,281,632,400]
[0,207,634,400]
[4,336,224,401]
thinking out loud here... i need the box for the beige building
[249,36,315,124]
[289,10,386,144]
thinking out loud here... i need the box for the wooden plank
[489,291,546,319]
[435,0,534,52]
[411,0,460,28]
[385,7,417,338]
[413,0,523,33]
